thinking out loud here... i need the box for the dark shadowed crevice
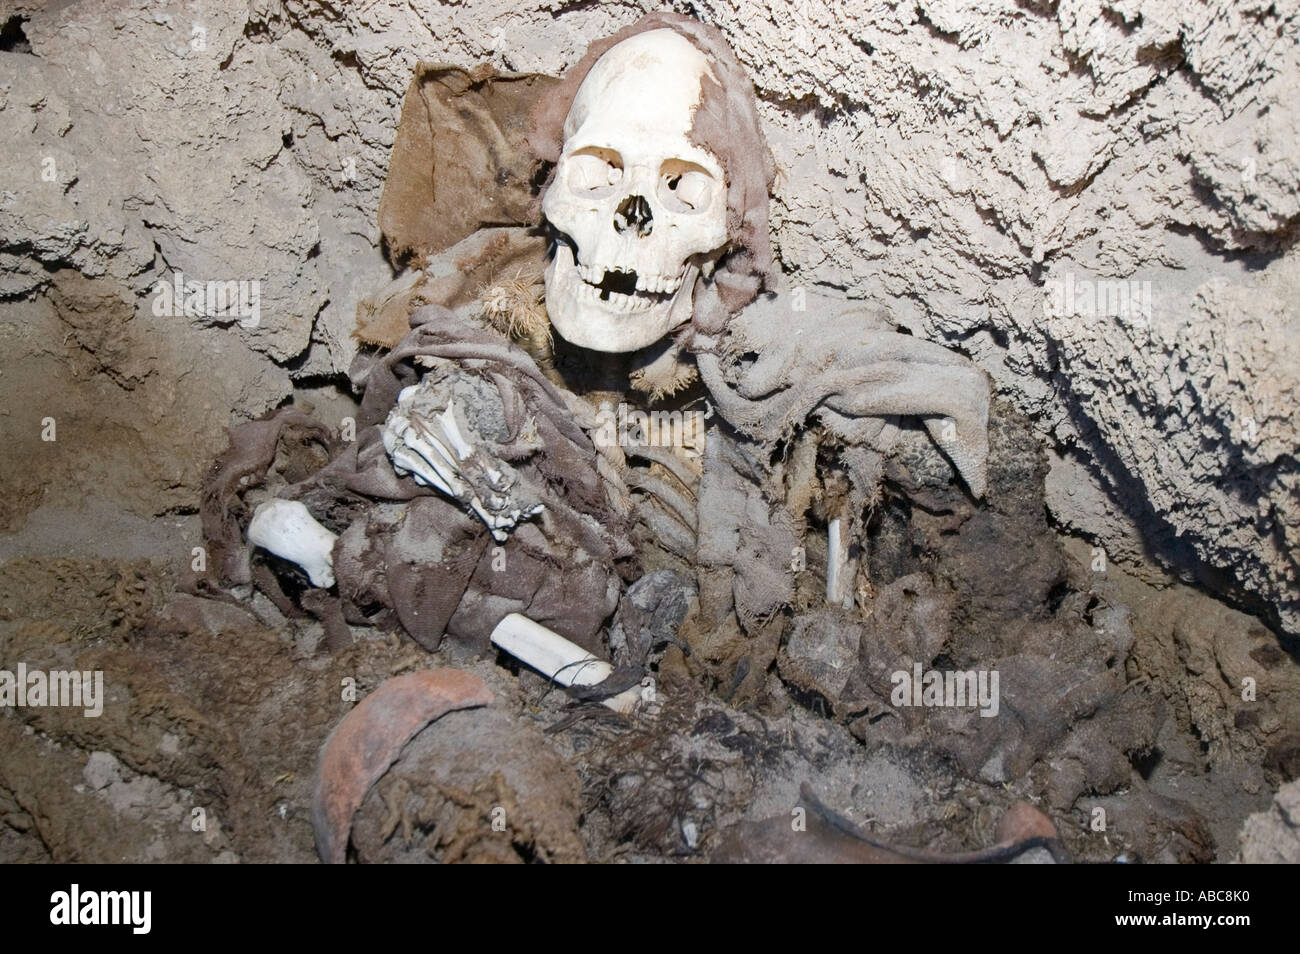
[0,15,32,54]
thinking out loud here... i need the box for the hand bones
[382,378,543,542]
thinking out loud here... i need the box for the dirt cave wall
[0,0,1297,641]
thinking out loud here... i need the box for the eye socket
[566,146,623,195]
[658,159,718,213]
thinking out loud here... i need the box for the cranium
[541,29,730,352]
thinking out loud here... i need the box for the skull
[542,29,730,353]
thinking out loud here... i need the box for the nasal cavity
[613,194,653,237]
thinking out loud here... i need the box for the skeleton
[382,22,984,583]
[241,14,989,703]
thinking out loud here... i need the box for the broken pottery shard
[312,669,494,864]
[994,801,1059,845]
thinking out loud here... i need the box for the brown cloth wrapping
[355,61,556,348]
[379,64,557,265]
[203,305,636,656]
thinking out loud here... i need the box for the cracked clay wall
[1,0,1297,636]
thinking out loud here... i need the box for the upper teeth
[575,262,683,296]
[636,272,683,294]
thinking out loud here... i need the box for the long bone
[247,499,338,588]
[825,517,856,609]
[490,613,644,715]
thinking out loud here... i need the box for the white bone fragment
[247,499,338,588]
[382,433,461,497]
[469,497,544,544]
[382,395,466,495]
[826,517,855,609]
[490,613,642,714]
[436,404,474,460]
